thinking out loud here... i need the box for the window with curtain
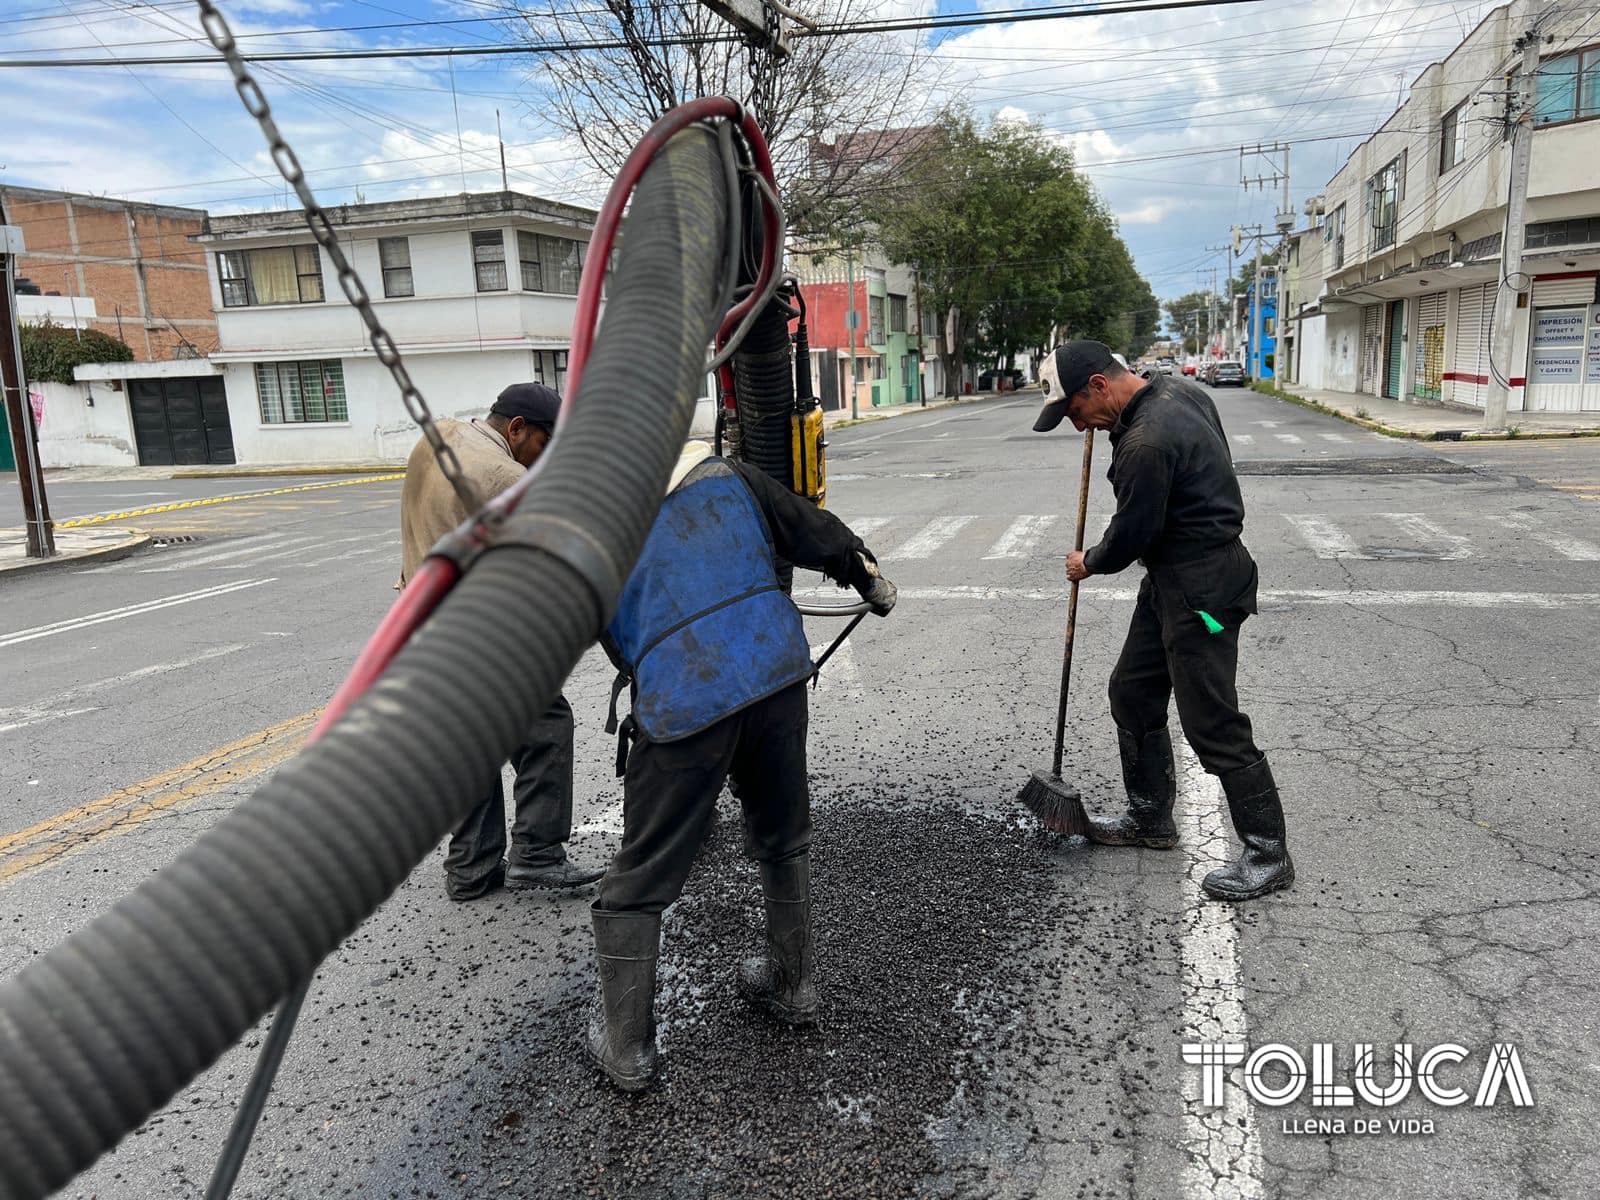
[539,235,582,295]
[473,230,507,291]
[518,231,542,291]
[1535,48,1600,125]
[379,237,413,298]
[255,360,348,423]
[217,245,323,306]
[1439,102,1467,172]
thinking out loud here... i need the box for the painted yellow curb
[0,708,320,885]
[56,475,403,529]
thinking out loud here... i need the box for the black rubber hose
[732,296,796,492]
[0,125,729,1200]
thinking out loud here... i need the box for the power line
[0,0,1277,67]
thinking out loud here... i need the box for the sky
[0,0,1514,306]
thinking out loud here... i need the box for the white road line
[983,515,1057,559]
[1489,513,1600,561]
[1176,736,1263,1200]
[573,803,624,837]
[1253,421,1280,428]
[885,515,976,559]
[0,643,250,734]
[216,535,326,566]
[1379,513,1473,560]
[838,515,892,542]
[0,580,275,649]
[137,533,298,572]
[808,638,860,691]
[792,585,1600,608]
[1282,514,1370,559]
[1233,434,1256,447]
[1273,433,1304,445]
[1318,433,1351,443]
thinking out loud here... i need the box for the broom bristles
[1019,769,1089,837]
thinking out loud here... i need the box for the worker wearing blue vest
[586,441,896,1091]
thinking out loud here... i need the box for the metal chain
[194,0,475,510]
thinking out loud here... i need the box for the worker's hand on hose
[850,549,898,617]
[1065,551,1091,583]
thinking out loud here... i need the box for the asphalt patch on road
[1232,456,1470,476]
[470,802,1059,1199]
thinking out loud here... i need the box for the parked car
[1181,361,1198,377]
[1156,358,1175,376]
[1211,360,1246,387]
[977,368,1027,391]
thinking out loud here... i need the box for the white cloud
[1116,199,1177,226]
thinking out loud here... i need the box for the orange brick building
[0,186,216,361]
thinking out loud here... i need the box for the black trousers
[1108,541,1263,778]
[596,681,811,915]
[445,694,575,898]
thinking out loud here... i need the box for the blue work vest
[605,459,814,742]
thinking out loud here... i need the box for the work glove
[850,549,897,617]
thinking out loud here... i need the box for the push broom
[1019,427,1095,836]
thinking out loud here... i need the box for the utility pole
[1241,143,1291,381]
[845,246,859,421]
[1483,25,1541,431]
[1,211,56,558]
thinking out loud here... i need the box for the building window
[1325,203,1346,269]
[379,237,413,298]
[255,360,347,423]
[473,230,507,292]
[516,231,584,295]
[868,294,885,344]
[1525,215,1600,249]
[532,349,569,395]
[889,293,907,333]
[1369,158,1400,251]
[1535,48,1600,126]
[1440,102,1467,173]
[218,245,324,307]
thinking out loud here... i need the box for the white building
[1293,0,1600,415]
[192,191,607,464]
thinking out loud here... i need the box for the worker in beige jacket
[400,382,604,898]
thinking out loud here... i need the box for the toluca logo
[1183,1043,1533,1109]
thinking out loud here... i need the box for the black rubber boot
[586,910,660,1091]
[1087,727,1179,849]
[736,856,818,1026]
[1203,756,1294,901]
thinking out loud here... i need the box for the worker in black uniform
[586,441,897,1091]
[1032,340,1293,903]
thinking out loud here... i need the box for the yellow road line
[56,475,402,529]
[0,708,320,884]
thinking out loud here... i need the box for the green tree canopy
[870,109,1155,391]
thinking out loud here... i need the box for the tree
[19,322,132,384]
[1163,290,1214,355]
[510,0,939,234]
[872,110,1155,391]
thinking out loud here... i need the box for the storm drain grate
[151,535,203,547]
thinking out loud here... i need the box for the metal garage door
[1415,293,1446,400]
[1359,304,1383,394]
[1383,301,1405,399]
[130,377,235,466]
[1449,284,1491,406]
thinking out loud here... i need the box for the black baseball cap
[1032,340,1117,432]
[491,381,561,430]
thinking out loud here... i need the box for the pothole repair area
[467,804,1080,1200]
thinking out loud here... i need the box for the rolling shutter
[1531,276,1595,307]
[1416,293,1446,400]
[1359,304,1383,393]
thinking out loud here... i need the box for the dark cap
[491,381,561,430]
[1032,340,1117,432]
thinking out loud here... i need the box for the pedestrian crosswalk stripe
[1233,434,1256,446]
[1274,433,1304,444]
[1378,513,1472,560]
[886,515,977,559]
[1283,514,1369,559]
[1318,433,1350,443]
[1488,513,1600,561]
[983,514,1057,559]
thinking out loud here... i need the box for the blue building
[1245,273,1277,380]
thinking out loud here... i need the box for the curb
[170,464,405,479]
[826,393,995,432]
[0,530,151,578]
[1248,383,1600,442]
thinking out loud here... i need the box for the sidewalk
[1261,382,1600,440]
[0,526,150,577]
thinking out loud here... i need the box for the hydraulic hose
[0,124,730,1200]
[733,297,797,492]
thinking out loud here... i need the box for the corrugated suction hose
[0,126,730,1200]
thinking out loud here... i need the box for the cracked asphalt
[1,388,1597,1198]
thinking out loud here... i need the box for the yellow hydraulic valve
[790,399,827,508]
